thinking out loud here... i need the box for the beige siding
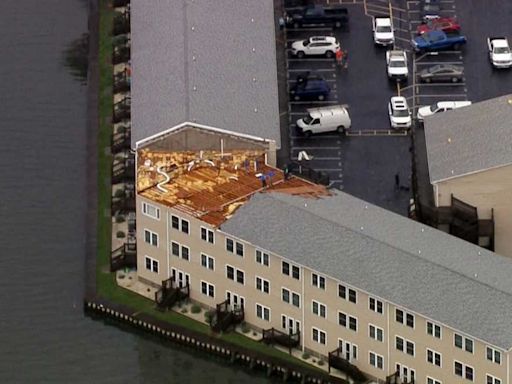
[434,164,512,258]
[137,198,511,384]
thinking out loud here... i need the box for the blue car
[412,30,466,52]
[290,76,331,101]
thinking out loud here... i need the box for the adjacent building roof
[131,0,281,148]
[424,94,512,183]
[222,190,512,349]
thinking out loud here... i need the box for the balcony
[155,277,190,312]
[328,347,366,383]
[210,299,244,333]
[113,97,131,123]
[110,243,136,272]
[112,154,135,184]
[260,328,300,354]
[112,183,135,214]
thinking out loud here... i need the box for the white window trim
[255,276,270,294]
[369,296,384,314]
[312,327,327,345]
[369,351,384,370]
[255,249,269,266]
[225,265,245,285]
[180,218,189,234]
[200,253,215,270]
[454,333,474,354]
[312,300,327,318]
[486,346,502,365]
[427,321,442,339]
[200,280,215,298]
[200,226,215,244]
[454,360,474,381]
[369,323,384,342]
[144,255,159,273]
[405,339,416,357]
[426,348,442,368]
[427,377,442,384]
[486,373,502,384]
[141,202,160,220]
[311,273,326,289]
[255,303,271,322]
[170,214,180,229]
[144,228,159,247]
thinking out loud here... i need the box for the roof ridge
[265,192,512,298]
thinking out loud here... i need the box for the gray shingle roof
[131,0,281,148]
[222,190,512,349]
[424,94,512,183]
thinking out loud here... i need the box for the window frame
[312,327,326,345]
[142,202,160,220]
[369,297,383,314]
[144,229,158,247]
[256,303,271,322]
[200,226,214,244]
[200,253,214,270]
[144,255,159,273]
[255,276,270,294]
[171,215,179,230]
[427,321,442,339]
[200,280,215,298]
[369,324,384,342]
[426,348,442,367]
[486,346,502,365]
[369,351,384,370]
[311,273,326,289]
[226,238,234,253]
[312,300,326,318]
[255,249,269,266]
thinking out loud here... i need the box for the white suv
[386,50,408,81]
[291,36,340,58]
[388,97,412,129]
[417,101,472,121]
[373,17,394,46]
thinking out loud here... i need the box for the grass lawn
[93,0,323,375]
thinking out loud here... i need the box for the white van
[296,105,351,137]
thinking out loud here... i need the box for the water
[0,1,268,383]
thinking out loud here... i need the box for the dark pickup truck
[285,5,349,29]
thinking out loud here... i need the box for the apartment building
[136,123,512,384]
[424,94,512,257]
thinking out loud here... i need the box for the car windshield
[428,65,441,73]
[303,39,310,46]
[394,109,409,117]
[302,114,313,124]
[495,47,510,54]
[376,26,392,33]
[429,103,440,113]
[390,59,405,67]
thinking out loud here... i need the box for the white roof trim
[135,121,273,149]
[431,161,512,184]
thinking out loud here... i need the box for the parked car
[290,76,331,101]
[373,16,394,46]
[291,36,340,58]
[388,97,412,129]
[418,64,464,83]
[417,100,471,121]
[487,37,512,69]
[386,50,408,81]
[285,5,349,29]
[412,30,466,52]
[417,17,460,35]
[421,0,441,21]
[296,105,351,136]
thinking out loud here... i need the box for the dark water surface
[0,1,267,383]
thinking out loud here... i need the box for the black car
[418,64,464,83]
[421,0,441,21]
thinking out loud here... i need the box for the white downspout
[302,268,305,353]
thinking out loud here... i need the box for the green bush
[241,322,250,334]
[116,230,125,238]
[115,215,125,223]
[204,310,214,325]
[191,304,201,314]
[114,188,125,198]
[317,360,325,366]
[181,307,188,314]
[302,352,310,360]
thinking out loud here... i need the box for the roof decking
[137,149,329,227]
[424,94,512,183]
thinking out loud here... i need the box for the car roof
[391,96,408,109]
[427,64,462,71]
[389,50,406,58]
[436,101,471,108]
[492,39,509,48]
[310,36,337,43]
[375,17,392,26]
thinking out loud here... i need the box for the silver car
[418,64,464,83]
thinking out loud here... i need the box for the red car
[417,17,460,35]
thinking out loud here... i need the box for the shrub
[116,231,125,238]
[181,307,188,314]
[204,310,214,325]
[191,304,201,314]
[302,352,310,360]
[317,360,325,366]
[114,188,125,198]
[240,322,250,334]
[115,215,125,223]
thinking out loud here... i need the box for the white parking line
[289,135,341,140]
[287,58,336,62]
[413,82,466,87]
[291,156,341,161]
[292,147,340,151]
[288,79,337,83]
[288,68,336,73]
[286,27,333,32]
[415,61,463,66]
[290,100,339,105]
[415,93,467,98]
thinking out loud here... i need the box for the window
[454,334,473,353]
[396,336,404,351]
[427,321,441,339]
[255,276,269,294]
[427,377,441,384]
[338,284,356,303]
[312,327,326,345]
[226,238,234,252]
[396,309,404,323]
[181,245,189,260]
[144,229,158,247]
[256,304,270,321]
[427,349,441,367]
[236,270,244,284]
[369,324,383,342]
[454,361,473,381]
[142,202,160,219]
[226,265,235,280]
[292,265,300,280]
[312,300,326,318]
[487,375,502,384]
[144,256,158,273]
[282,288,290,303]
[181,219,189,234]
[369,297,383,314]
[486,346,501,364]
[369,352,383,369]
[200,227,214,243]
[201,281,214,298]
[406,341,415,356]
[171,241,180,257]
[255,250,269,266]
[338,312,357,331]
[406,313,414,328]
[200,253,214,270]
[396,309,414,328]
[311,273,326,289]
[171,215,179,229]
[292,292,300,308]
[282,261,290,275]
[236,242,244,257]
